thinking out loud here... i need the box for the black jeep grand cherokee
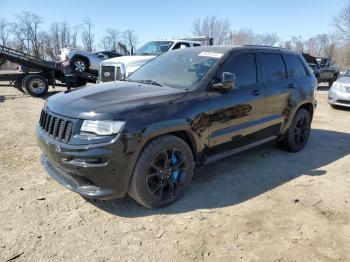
[37,46,317,208]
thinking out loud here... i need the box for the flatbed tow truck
[0,45,97,97]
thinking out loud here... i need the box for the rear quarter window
[260,53,287,83]
[284,54,307,78]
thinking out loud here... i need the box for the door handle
[251,90,261,96]
[288,83,297,89]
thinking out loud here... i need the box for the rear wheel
[22,74,49,97]
[128,135,194,208]
[282,108,311,152]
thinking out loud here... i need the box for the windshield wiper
[131,79,164,87]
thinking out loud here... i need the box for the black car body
[37,46,317,207]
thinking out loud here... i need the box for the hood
[46,81,185,120]
[335,76,350,86]
[100,55,155,67]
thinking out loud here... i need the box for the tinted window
[173,43,190,50]
[222,53,257,87]
[260,53,287,83]
[284,54,307,78]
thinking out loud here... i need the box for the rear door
[257,52,294,136]
[207,51,266,156]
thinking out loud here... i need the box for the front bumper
[328,87,350,107]
[36,125,140,199]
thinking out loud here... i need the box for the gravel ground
[0,82,349,262]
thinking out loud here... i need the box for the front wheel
[128,135,194,208]
[282,108,311,152]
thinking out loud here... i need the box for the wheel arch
[71,55,90,66]
[281,101,315,135]
[139,122,206,165]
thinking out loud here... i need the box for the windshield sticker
[198,52,223,58]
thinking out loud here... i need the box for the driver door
[207,51,266,156]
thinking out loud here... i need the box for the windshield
[135,41,173,56]
[128,49,224,90]
[344,70,350,77]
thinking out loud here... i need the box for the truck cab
[98,39,202,83]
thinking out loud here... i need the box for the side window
[221,53,257,87]
[260,53,287,83]
[284,54,307,78]
[193,44,201,47]
[172,42,190,50]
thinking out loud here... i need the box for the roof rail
[243,44,286,50]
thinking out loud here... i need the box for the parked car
[328,69,350,108]
[59,48,123,73]
[37,46,317,208]
[98,39,202,82]
[302,53,339,87]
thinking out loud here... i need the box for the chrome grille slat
[38,109,73,143]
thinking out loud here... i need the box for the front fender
[140,118,208,161]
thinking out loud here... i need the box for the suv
[59,48,123,73]
[37,46,317,208]
[98,40,202,82]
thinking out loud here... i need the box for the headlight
[81,120,125,136]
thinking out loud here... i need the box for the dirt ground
[0,82,349,262]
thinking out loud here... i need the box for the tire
[76,78,87,87]
[282,108,311,152]
[14,79,25,93]
[72,57,88,73]
[330,104,338,109]
[128,135,194,208]
[22,74,49,97]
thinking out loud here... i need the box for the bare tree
[192,16,230,45]
[334,3,350,40]
[334,43,350,68]
[229,28,255,45]
[122,30,138,53]
[0,19,10,46]
[290,36,305,52]
[12,12,43,58]
[81,17,94,52]
[255,33,279,46]
[71,25,79,48]
[100,28,120,50]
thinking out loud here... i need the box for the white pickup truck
[98,39,202,83]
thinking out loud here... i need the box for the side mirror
[212,72,236,91]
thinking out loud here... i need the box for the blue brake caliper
[170,153,179,182]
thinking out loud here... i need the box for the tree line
[191,4,350,69]
[0,12,138,60]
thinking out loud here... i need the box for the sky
[0,0,348,46]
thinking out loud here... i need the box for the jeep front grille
[39,110,73,143]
